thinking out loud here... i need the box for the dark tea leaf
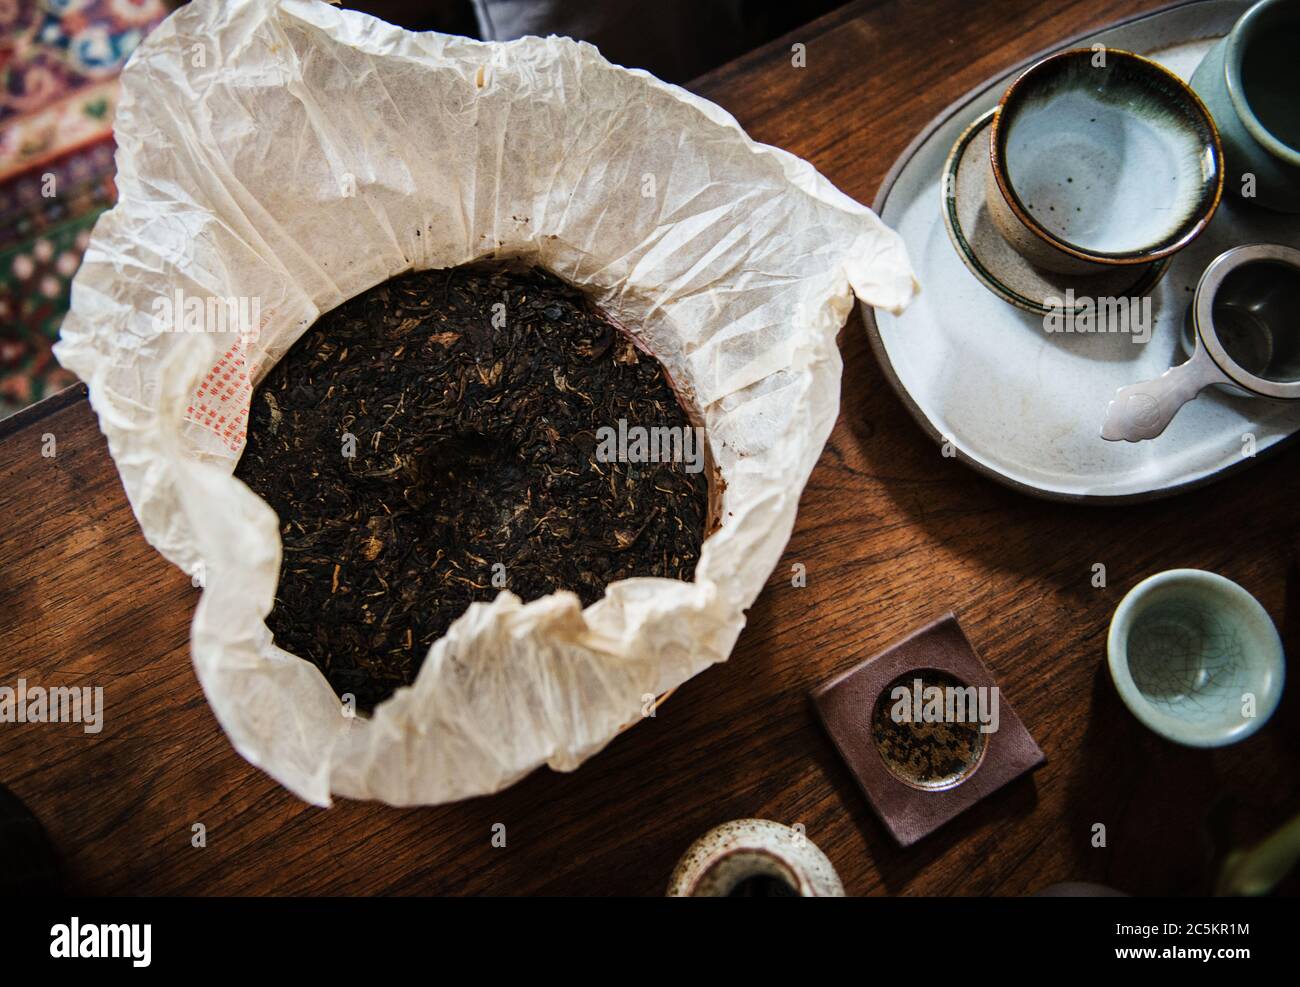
[235,263,708,711]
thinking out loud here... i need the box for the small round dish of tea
[812,614,1045,846]
[871,669,986,790]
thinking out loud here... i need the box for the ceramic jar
[666,819,845,897]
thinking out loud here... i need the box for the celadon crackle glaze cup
[987,47,1223,275]
[1190,0,1300,213]
[1108,569,1285,747]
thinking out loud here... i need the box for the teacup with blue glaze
[987,48,1224,275]
[1108,569,1285,747]
[1191,0,1300,213]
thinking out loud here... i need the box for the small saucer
[942,109,1170,315]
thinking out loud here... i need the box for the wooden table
[2,0,1297,896]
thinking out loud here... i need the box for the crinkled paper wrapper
[54,0,916,806]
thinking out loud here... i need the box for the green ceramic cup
[1108,569,1285,747]
[1190,0,1300,213]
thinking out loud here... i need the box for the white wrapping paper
[54,0,916,805]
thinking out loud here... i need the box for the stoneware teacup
[987,47,1223,275]
[1108,569,1285,747]
[666,819,844,896]
[1101,243,1300,441]
[1190,0,1300,213]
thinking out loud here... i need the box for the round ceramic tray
[862,0,1300,503]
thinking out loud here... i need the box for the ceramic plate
[864,0,1300,502]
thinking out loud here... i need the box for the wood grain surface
[2,0,1298,896]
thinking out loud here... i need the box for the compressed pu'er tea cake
[235,263,709,710]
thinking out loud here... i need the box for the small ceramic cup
[1101,243,1300,441]
[1107,569,1285,747]
[1190,0,1300,213]
[987,48,1223,275]
[666,819,844,897]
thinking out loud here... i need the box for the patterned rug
[0,0,167,418]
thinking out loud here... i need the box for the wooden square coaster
[811,613,1044,847]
